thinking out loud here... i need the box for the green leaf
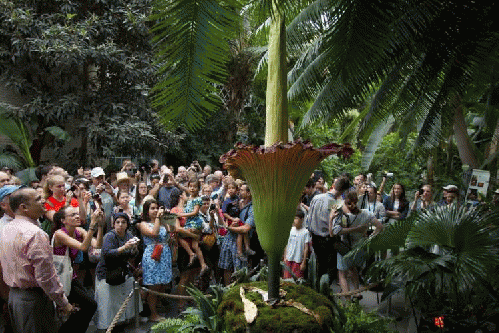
[45,126,71,142]
[150,0,242,131]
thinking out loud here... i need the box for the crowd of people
[0,160,264,332]
[0,160,491,332]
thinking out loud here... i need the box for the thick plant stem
[264,4,288,302]
[265,7,288,146]
[267,252,282,301]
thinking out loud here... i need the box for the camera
[382,172,394,178]
[418,188,424,195]
[139,162,152,175]
[92,193,102,205]
[209,203,216,211]
[150,173,161,181]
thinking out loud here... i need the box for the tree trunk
[486,118,499,188]
[453,102,478,169]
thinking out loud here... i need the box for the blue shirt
[227,202,254,241]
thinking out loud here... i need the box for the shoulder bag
[51,237,73,295]
[106,265,127,285]
[331,211,354,256]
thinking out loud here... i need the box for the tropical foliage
[150,0,243,131]
[285,0,499,172]
[0,0,180,168]
[349,204,499,330]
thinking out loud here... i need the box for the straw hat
[115,172,133,186]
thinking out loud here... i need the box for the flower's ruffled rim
[220,139,354,164]
[219,139,354,181]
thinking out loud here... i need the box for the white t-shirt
[285,226,311,263]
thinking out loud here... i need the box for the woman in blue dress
[136,199,173,322]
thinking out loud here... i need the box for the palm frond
[150,0,241,131]
[360,115,395,170]
[286,0,334,55]
[0,151,24,170]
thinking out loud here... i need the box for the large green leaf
[150,0,241,131]
[360,115,395,170]
[0,110,35,167]
[45,126,71,142]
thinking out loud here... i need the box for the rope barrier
[333,282,381,297]
[105,289,135,333]
[140,286,196,300]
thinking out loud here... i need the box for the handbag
[151,243,163,261]
[51,238,73,295]
[332,235,351,256]
[201,232,216,250]
[106,265,127,285]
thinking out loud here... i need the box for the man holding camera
[90,167,114,232]
[305,176,351,280]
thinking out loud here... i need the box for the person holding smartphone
[410,184,435,213]
[136,199,173,322]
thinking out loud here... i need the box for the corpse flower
[220,140,353,300]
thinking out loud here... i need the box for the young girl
[176,179,209,274]
[113,190,133,219]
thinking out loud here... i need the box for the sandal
[187,254,198,267]
[200,266,209,276]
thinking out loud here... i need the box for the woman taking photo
[94,212,141,331]
[52,206,104,333]
[136,199,173,322]
[44,174,86,225]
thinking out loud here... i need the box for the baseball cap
[91,167,105,178]
[0,185,21,202]
[494,189,499,195]
[442,184,458,191]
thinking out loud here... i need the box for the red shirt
[45,196,79,212]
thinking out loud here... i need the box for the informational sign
[467,169,490,197]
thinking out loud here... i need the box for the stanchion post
[134,280,140,330]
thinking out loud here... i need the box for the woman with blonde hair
[44,175,87,228]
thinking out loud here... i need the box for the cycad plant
[351,205,499,331]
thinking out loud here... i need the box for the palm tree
[350,205,499,330]
[287,0,499,170]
